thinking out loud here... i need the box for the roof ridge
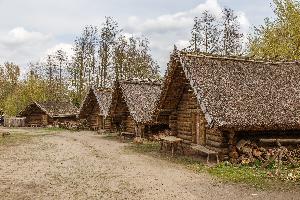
[178,51,300,65]
[119,78,162,86]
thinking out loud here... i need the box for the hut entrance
[192,112,206,145]
[42,115,48,126]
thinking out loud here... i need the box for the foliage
[249,0,300,60]
[0,16,160,116]
[190,10,220,53]
[188,8,244,56]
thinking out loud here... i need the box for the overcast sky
[0,0,274,75]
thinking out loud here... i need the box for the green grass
[0,127,61,146]
[0,132,35,146]
[126,140,300,190]
[208,163,268,188]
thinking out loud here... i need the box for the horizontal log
[207,134,226,143]
[259,139,300,145]
[177,134,192,141]
[206,129,223,137]
[178,130,192,136]
[206,139,228,148]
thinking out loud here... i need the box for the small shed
[79,88,113,131]
[110,79,162,136]
[155,51,300,159]
[18,101,79,127]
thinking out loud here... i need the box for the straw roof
[112,79,162,123]
[19,101,79,118]
[79,88,112,117]
[160,51,300,131]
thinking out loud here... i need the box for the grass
[0,127,62,146]
[0,132,35,146]
[126,140,300,190]
[208,162,269,188]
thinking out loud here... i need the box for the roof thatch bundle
[19,101,79,118]
[79,88,113,118]
[159,51,300,132]
[111,79,162,124]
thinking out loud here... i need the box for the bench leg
[171,144,174,157]
[216,155,219,164]
[160,141,163,151]
[207,153,210,164]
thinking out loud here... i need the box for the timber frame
[155,50,300,159]
[109,79,162,137]
[18,101,79,127]
[79,87,113,131]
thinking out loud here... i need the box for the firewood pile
[53,121,84,131]
[150,129,176,141]
[230,139,300,167]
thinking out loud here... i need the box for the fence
[4,117,26,127]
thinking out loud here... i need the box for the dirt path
[0,128,299,200]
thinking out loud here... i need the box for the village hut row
[12,50,300,159]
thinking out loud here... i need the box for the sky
[0,0,275,75]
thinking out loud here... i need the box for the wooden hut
[18,101,79,127]
[79,88,113,131]
[155,51,300,159]
[110,79,162,136]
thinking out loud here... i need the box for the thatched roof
[111,79,162,123]
[159,51,300,131]
[19,101,79,118]
[79,88,112,117]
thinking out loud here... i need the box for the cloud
[0,27,51,47]
[124,0,250,73]
[42,43,74,61]
[0,27,55,76]
[127,0,222,34]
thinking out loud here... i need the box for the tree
[71,25,99,104]
[221,8,244,56]
[249,0,300,60]
[0,62,20,112]
[189,10,220,53]
[98,17,120,88]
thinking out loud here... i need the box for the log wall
[87,105,101,129]
[174,86,199,144]
[111,92,137,134]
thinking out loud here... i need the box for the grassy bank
[126,141,300,189]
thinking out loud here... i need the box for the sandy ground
[0,128,299,200]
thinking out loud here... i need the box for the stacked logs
[52,121,83,131]
[150,129,175,141]
[230,139,300,166]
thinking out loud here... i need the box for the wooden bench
[191,144,219,164]
[120,132,135,140]
[159,136,184,156]
[29,124,39,128]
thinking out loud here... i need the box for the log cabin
[110,79,162,137]
[79,88,113,131]
[18,101,79,127]
[155,50,300,160]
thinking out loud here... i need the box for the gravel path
[0,128,299,200]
